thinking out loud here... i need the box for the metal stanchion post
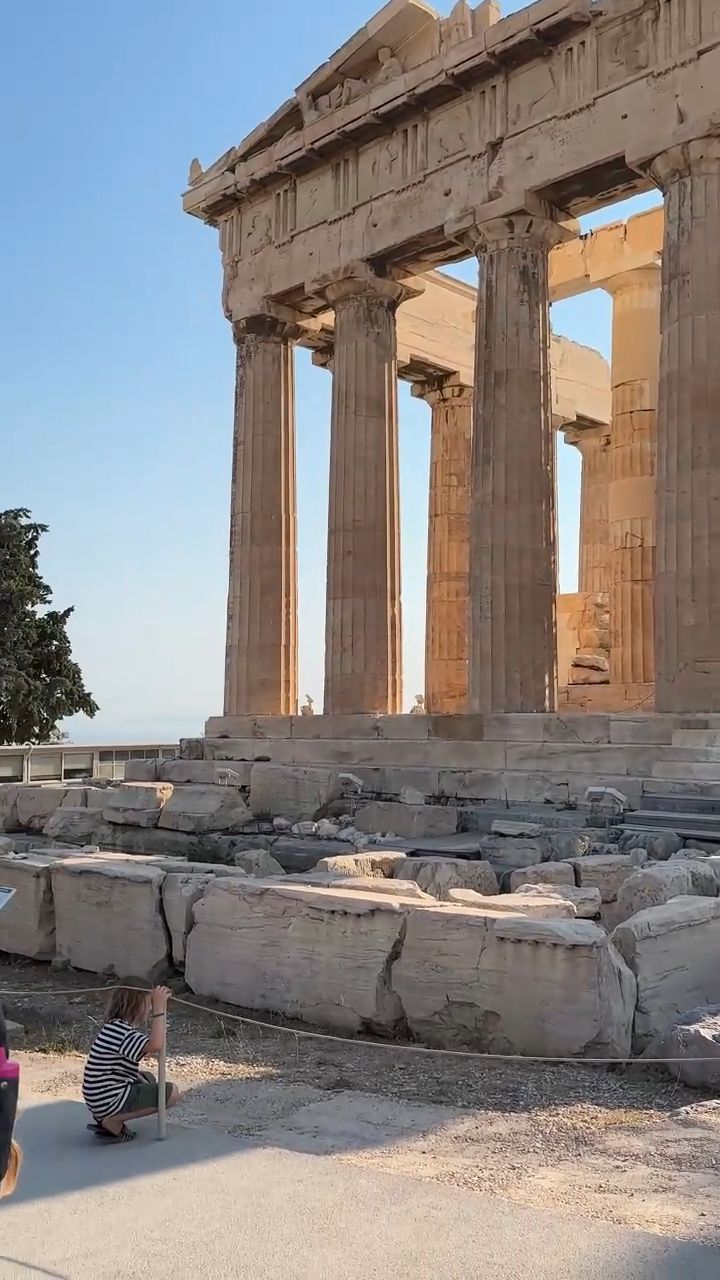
[157,1015,167,1141]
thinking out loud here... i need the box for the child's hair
[0,1141,22,1198]
[105,984,150,1027]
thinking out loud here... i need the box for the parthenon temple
[184,0,720,798]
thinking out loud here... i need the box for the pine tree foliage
[0,509,99,744]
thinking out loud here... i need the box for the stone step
[655,745,720,763]
[672,729,720,748]
[620,809,720,840]
[651,762,720,781]
[642,792,720,816]
[643,777,720,799]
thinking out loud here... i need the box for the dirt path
[4,958,720,1245]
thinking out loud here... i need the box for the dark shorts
[124,1070,174,1113]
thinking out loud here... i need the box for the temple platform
[195,713,720,810]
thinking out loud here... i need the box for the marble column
[224,316,298,716]
[563,423,611,595]
[468,212,566,713]
[604,267,661,686]
[322,274,406,715]
[650,139,720,711]
[414,377,472,714]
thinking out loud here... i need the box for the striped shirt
[82,1020,149,1119]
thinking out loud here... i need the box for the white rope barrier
[0,982,715,1068]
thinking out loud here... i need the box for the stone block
[271,837,348,872]
[491,819,544,838]
[378,768,436,796]
[438,771,503,800]
[615,864,699,925]
[51,858,171,979]
[669,853,720,894]
[0,854,57,959]
[569,666,609,685]
[475,833,552,871]
[43,807,101,844]
[159,759,254,786]
[394,856,498,900]
[92,825,200,859]
[428,715,486,741]
[16,785,69,833]
[645,1006,720,1090]
[103,783,173,829]
[249,764,342,821]
[509,862,576,891]
[618,829,682,861]
[513,882,602,919]
[546,830,594,861]
[610,718,676,745]
[0,785,21,832]
[124,761,160,782]
[315,851,407,878]
[612,898,720,1051]
[157,784,252,834]
[185,880,409,1034]
[570,852,646,903]
[445,888,576,919]
[232,848,285,877]
[162,872,214,965]
[354,802,457,839]
[0,837,14,854]
[327,877,432,901]
[505,743,630,775]
[393,909,635,1058]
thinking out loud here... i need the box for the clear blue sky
[2,1,661,744]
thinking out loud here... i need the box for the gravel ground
[3,957,720,1245]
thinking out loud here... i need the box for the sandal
[94,1123,136,1144]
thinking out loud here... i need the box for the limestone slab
[354,802,457,839]
[0,785,21,832]
[612,897,720,1050]
[162,872,215,965]
[16,785,69,833]
[475,834,552,871]
[394,857,498,900]
[249,764,342,821]
[513,883,602,919]
[315,852,407,878]
[393,909,635,1058]
[509,862,576,891]
[0,854,57,959]
[570,853,647,903]
[232,848,285,877]
[185,879,409,1033]
[445,888,576,919]
[645,1006,720,1090]
[157,784,252,834]
[51,859,172,979]
[614,864,700,925]
[44,807,102,844]
[103,783,173,829]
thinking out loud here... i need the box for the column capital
[307,263,423,311]
[411,375,473,407]
[562,421,610,451]
[232,305,310,345]
[601,264,662,300]
[629,133,720,190]
[446,195,576,255]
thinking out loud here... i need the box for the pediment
[237,0,440,163]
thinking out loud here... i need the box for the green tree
[0,509,99,744]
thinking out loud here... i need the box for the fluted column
[468,212,567,713]
[563,423,611,594]
[322,273,406,714]
[650,139,720,711]
[224,316,298,716]
[604,267,661,685]
[414,377,472,714]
